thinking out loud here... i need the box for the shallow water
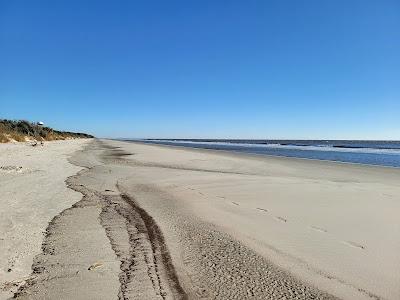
[131,139,400,168]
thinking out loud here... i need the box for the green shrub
[0,119,94,143]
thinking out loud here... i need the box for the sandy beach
[0,139,93,299]
[1,139,399,299]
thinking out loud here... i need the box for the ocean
[135,139,400,168]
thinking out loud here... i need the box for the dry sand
[0,139,109,299]
[1,139,399,299]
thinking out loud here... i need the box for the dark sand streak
[119,192,187,299]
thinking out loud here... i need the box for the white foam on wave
[145,140,400,156]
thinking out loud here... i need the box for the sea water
[136,139,400,168]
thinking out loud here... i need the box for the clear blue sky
[1,1,399,139]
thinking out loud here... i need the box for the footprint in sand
[310,225,327,233]
[275,216,287,223]
[187,187,204,196]
[231,202,239,206]
[343,241,366,250]
[256,207,268,213]
[88,262,103,270]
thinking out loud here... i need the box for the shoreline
[116,139,400,170]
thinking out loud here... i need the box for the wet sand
[2,139,399,299]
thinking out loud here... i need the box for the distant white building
[37,121,44,126]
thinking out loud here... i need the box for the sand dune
[2,139,399,299]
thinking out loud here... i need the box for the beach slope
[3,139,399,299]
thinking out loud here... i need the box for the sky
[1,1,399,139]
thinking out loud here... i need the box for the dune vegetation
[0,119,93,143]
